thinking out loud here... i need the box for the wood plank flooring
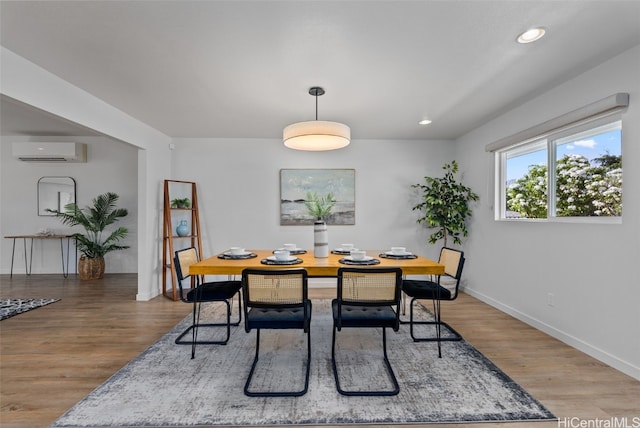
[1,274,638,428]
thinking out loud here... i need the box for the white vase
[313,220,329,258]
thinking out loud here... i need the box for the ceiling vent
[12,142,87,162]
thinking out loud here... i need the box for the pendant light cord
[309,86,324,121]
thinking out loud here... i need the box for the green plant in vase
[170,198,191,209]
[304,191,336,221]
[305,191,335,258]
[49,192,129,280]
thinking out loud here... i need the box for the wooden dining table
[189,249,444,277]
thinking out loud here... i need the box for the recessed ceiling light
[517,27,546,44]
[418,119,432,125]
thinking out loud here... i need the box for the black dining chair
[174,247,242,359]
[332,267,403,396]
[241,268,312,397]
[401,247,465,358]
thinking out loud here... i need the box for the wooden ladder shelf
[162,180,203,301]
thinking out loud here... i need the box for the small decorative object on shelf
[170,198,191,209]
[176,220,189,236]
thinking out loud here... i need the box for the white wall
[170,138,454,265]
[2,44,637,380]
[455,45,640,380]
[137,141,174,301]
[0,47,173,300]
[0,137,138,274]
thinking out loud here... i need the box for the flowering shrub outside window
[498,118,622,221]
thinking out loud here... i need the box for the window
[496,118,622,221]
[504,142,547,219]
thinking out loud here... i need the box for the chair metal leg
[401,290,407,316]
[175,299,242,356]
[231,293,242,327]
[244,328,311,397]
[332,326,400,396]
[433,297,442,358]
[244,329,262,396]
[192,300,200,358]
[407,297,462,358]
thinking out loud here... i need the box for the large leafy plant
[412,160,479,247]
[50,192,129,258]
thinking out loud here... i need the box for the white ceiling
[1,0,639,140]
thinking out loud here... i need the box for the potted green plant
[304,191,336,221]
[304,191,335,258]
[412,160,479,247]
[49,192,129,280]
[170,198,191,209]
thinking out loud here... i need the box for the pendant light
[283,87,350,151]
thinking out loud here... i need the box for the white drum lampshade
[283,87,350,151]
[283,120,350,151]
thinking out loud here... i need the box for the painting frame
[280,169,355,225]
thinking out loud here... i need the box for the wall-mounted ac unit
[12,142,87,162]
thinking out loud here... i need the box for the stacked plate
[379,247,417,259]
[332,244,357,255]
[274,247,307,255]
[218,247,257,259]
[261,254,303,265]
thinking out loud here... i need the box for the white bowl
[274,250,291,261]
[391,246,406,255]
[229,247,245,255]
[341,243,354,251]
[283,243,297,251]
[350,250,366,260]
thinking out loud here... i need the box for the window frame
[497,139,547,221]
[495,115,622,224]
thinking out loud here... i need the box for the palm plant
[49,192,129,280]
[53,192,129,258]
[304,191,336,221]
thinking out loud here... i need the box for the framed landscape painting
[280,169,355,225]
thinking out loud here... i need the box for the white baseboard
[136,291,157,301]
[461,286,640,381]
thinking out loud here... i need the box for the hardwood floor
[1,274,638,428]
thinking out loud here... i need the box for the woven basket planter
[78,256,105,280]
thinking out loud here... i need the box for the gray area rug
[0,298,60,320]
[51,300,555,427]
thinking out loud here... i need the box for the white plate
[224,251,251,257]
[385,251,412,256]
[277,247,303,252]
[335,247,358,252]
[344,255,374,261]
[266,255,297,262]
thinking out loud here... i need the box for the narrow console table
[4,235,75,278]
